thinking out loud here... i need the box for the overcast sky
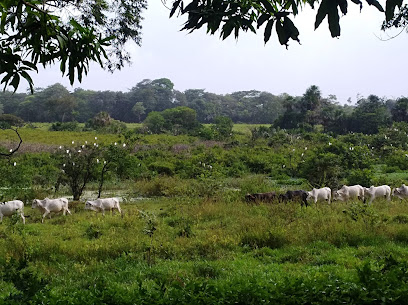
[25,1,408,104]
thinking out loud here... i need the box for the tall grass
[2,196,408,303]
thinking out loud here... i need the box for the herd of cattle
[2,184,408,224]
[246,184,408,206]
[0,197,122,224]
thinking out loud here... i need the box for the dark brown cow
[279,190,308,207]
[245,192,277,203]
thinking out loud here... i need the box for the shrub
[347,169,373,187]
[84,112,127,134]
[211,116,234,140]
[148,161,175,176]
[49,121,80,131]
[241,230,287,249]
[0,114,24,128]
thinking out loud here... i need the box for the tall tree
[129,78,178,114]
[391,97,408,122]
[132,102,146,123]
[350,95,392,134]
[1,0,147,91]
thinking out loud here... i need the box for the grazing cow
[0,200,25,224]
[364,185,391,204]
[392,184,408,200]
[245,192,277,203]
[307,187,332,204]
[85,198,122,215]
[279,190,308,207]
[333,185,365,202]
[32,198,71,223]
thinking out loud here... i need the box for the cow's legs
[42,210,50,223]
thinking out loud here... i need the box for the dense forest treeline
[1,78,407,134]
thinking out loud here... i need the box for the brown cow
[245,192,277,203]
[279,190,308,207]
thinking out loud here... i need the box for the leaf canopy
[0,0,147,92]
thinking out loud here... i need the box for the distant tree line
[0,79,407,135]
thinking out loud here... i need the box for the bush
[385,150,408,170]
[148,161,175,176]
[347,169,373,187]
[241,230,287,249]
[0,114,24,128]
[84,112,127,134]
[49,121,80,131]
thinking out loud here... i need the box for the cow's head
[31,199,41,209]
[245,194,256,202]
[84,201,99,212]
[333,190,346,201]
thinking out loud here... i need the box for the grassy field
[1,125,408,303]
[2,194,408,304]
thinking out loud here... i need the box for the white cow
[364,185,391,204]
[392,184,408,200]
[0,200,25,224]
[85,198,122,216]
[333,185,365,202]
[32,198,71,223]
[307,187,331,204]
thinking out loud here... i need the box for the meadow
[1,124,408,304]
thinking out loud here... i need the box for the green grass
[232,123,271,136]
[2,125,408,303]
[3,196,408,303]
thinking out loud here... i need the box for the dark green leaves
[328,1,341,37]
[366,0,385,12]
[264,19,274,43]
[314,0,341,37]
[386,0,404,21]
[275,17,300,47]
[259,0,276,12]
[1,0,147,92]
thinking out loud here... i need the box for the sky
[23,1,408,105]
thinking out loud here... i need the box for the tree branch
[0,128,23,157]
[21,0,49,14]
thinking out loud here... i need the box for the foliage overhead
[0,0,147,92]
[1,0,407,92]
[169,0,404,47]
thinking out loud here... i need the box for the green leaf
[366,0,385,12]
[10,73,20,92]
[264,19,274,43]
[257,13,270,29]
[68,59,75,85]
[338,0,348,15]
[20,70,34,93]
[291,0,299,15]
[0,72,13,86]
[170,0,181,17]
[275,19,289,46]
[328,0,341,37]
[221,22,234,40]
[350,0,363,11]
[315,0,329,30]
[259,0,276,13]
[385,0,403,21]
[21,61,38,71]
[283,17,299,41]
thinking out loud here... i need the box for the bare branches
[0,128,23,157]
